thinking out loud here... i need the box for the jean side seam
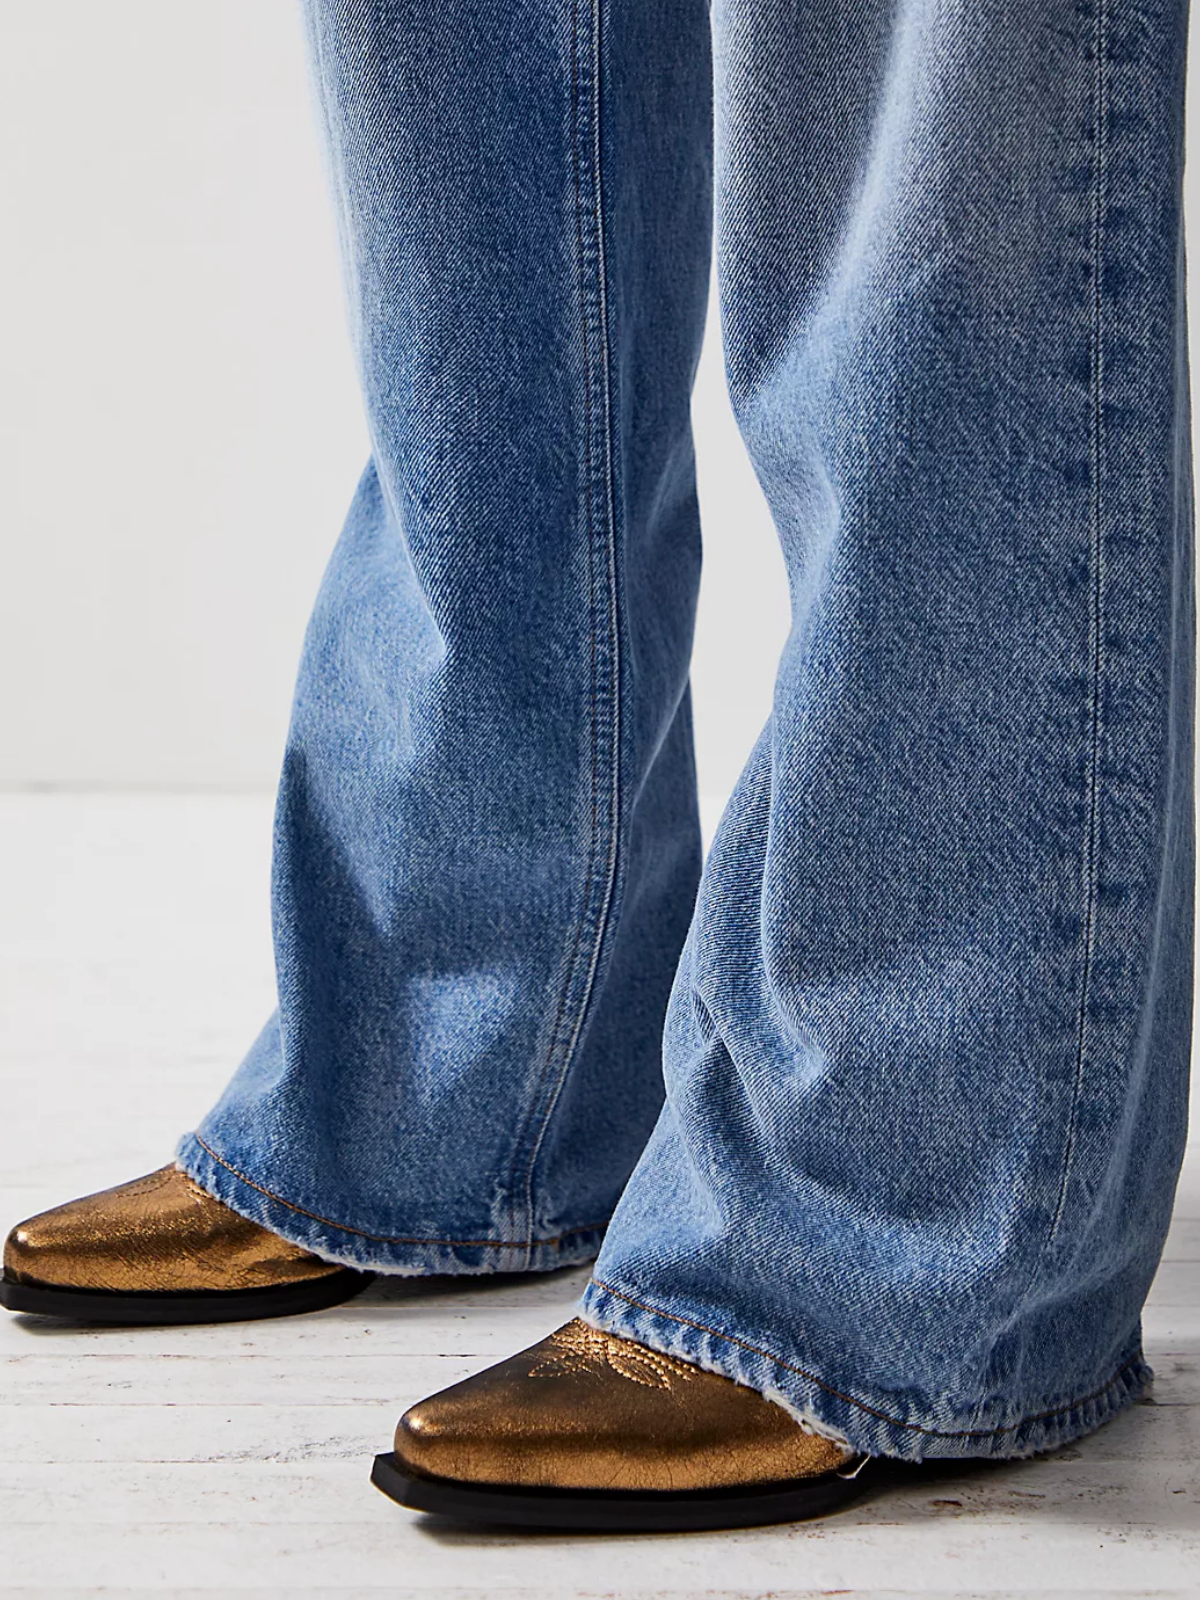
[190,1133,607,1251]
[1049,0,1108,1254]
[996,7,1110,1368]
[512,0,622,1259]
[545,0,623,1205]
[588,1276,1143,1444]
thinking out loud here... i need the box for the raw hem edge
[580,1278,1151,1463]
[176,1132,606,1277]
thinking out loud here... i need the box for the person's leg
[2,0,712,1316]
[177,0,713,1276]
[385,0,1194,1521]
[592,0,1194,1457]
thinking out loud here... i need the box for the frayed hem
[175,1131,606,1278]
[760,1385,855,1448]
[580,1276,1151,1463]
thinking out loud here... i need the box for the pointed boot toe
[373,1318,868,1530]
[1,1165,371,1324]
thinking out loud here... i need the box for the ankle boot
[372,1319,869,1531]
[2,1166,371,1324]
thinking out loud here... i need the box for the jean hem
[176,1131,607,1277]
[580,1276,1152,1462]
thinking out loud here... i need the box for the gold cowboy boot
[372,1319,869,1531]
[2,1166,370,1324]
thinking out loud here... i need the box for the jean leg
[177,0,713,1274]
[586,0,1194,1459]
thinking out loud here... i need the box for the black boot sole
[370,1449,870,1532]
[0,1266,373,1324]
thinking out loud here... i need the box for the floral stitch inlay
[530,1321,697,1390]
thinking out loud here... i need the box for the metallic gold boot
[371,1319,869,1530]
[1,1166,371,1324]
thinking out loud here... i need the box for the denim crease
[181,0,1192,1462]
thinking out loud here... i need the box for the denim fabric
[179,0,712,1274]
[180,0,1193,1461]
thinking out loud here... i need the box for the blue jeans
[179,0,1194,1462]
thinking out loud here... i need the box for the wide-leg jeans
[180,0,1194,1461]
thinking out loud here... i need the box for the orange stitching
[588,1277,1144,1441]
[190,1134,607,1251]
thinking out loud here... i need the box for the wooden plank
[0,1389,1195,1468]
[1,1496,1198,1594]
[7,1350,1198,1410]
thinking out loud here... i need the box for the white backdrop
[0,3,1193,796]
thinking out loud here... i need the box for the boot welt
[0,1266,372,1324]
[370,1449,871,1532]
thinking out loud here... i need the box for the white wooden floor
[0,793,1196,1598]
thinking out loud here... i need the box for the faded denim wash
[179,0,1194,1462]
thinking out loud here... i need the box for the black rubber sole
[0,1267,373,1325]
[370,1450,870,1532]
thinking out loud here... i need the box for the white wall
[0,3,1189,797]
[0,6,366,790]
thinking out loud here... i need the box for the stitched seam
[960,11,1110,1409]
[1050,0,1107,1252]
[191,1134,607,1250]
[589,1277,1143,1441]
[510,0,598,1247]
[557,0,623,1149]
[513,0,621,1255]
